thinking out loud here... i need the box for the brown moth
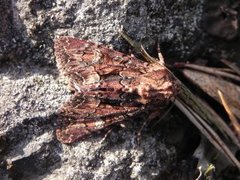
[54,36,178,144]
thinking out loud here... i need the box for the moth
[54,36,178,144]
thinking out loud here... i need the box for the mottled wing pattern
[54,36,176,144]
[56,94,144,143]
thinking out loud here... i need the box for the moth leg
[119,123,126,128]
[136,111,162,144]
[99,122,125,142]
[99,122,127,144]
[150,103,175,128]
[99,128,113,144]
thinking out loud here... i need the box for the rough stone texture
[0,0,20,60]
[0,0,205,179]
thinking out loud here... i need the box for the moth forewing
[54,36,178,144]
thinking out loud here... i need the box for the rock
[0,0,204,179]
[202,0,239,40]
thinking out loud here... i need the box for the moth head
[127,73,175,105]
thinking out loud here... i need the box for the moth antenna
[119,29,159,64]
[150,103,175,128]
[156,39,165,64]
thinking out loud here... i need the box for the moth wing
[56,95,143,144]
[54,36,174,144]
[54,36,152,92]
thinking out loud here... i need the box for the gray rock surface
[0,0,204,179]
